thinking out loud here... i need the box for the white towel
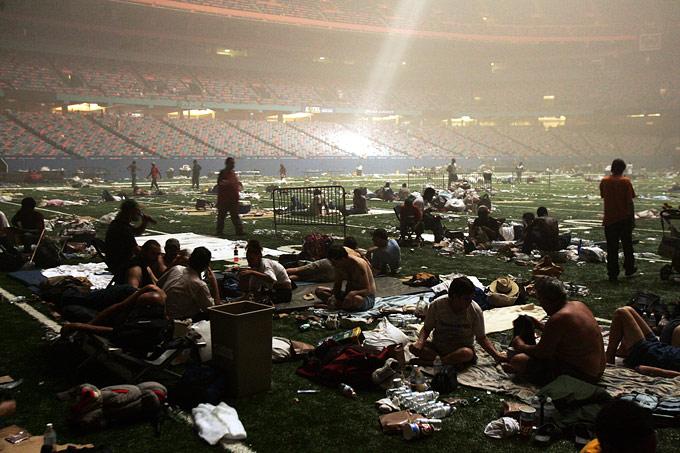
[192,402,247,445]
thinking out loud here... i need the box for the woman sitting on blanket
[606,306,680,378]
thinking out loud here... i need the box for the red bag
[296,341,396,390]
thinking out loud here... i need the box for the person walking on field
[128,160,137,188]
[148,163,161,191]
[600,158,636,282]
[191,160,202,190]
[215,157,244,237]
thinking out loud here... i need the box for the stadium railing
[272,185,346,237]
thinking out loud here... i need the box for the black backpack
[628,291,667,329]
[33,238,62,269]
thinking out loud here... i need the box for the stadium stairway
[223,119,298,158]
[87,116,159,158]
[406,130,456,157]
[3,111,81,158]
[340,124,410,157]
[285,122,350,157]
[490,127,543,157]
[160,118,226,157]
[548,129,587,158]
[448,127,500,156]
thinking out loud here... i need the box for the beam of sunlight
[360,0,431,113]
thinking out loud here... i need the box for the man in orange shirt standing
[215,157,244,237]
[600,158,636,282]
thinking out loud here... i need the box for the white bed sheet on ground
[351,208,396,216]
[42,262,113,289]
[136,232,284,261]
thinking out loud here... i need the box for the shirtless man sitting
[503,276,606,386]
[315,244,376,311]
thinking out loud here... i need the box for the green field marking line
[0,286,61,333]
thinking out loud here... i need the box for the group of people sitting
[286,229,401,312]
[469,204,560,252]
[0,197,46,254]
[397,187,446,243]
[410,274,680,385]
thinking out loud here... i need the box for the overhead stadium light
[543,95,555,100]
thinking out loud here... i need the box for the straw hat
[489,276,520,297]
[488,276,520,308]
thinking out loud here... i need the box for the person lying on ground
[10,197,45,252]
[286,237,364,282]
[105,199,155,282]
[367,228,401,274]
[503,276,606,386]
[239,239,292,293]
[469,205,504,247]
[409,276,506,368]
[126,240,161,288]
[605,306,680,378]
[60,284,167,337]
[158,246,219,321]
[315,244,376,312]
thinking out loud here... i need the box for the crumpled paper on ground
[484,417,520,439]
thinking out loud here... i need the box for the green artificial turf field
[0,170,679,452]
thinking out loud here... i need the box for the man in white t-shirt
[158,247,220,320]
[410,276,506,367]
[240,239,291,293]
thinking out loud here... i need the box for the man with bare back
[315,244,376,312]
[503,276,606,386]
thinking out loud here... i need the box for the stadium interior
[0,0,678,175]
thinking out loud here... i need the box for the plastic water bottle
[415,295,427,317]
[402,421,435,440]
[43,423,57,450]
[339,383,357,399]
[410,366,427,392]
[530,396,544,425]
[415,418,443,431]
[543,397,556,423]
[427,403,454,419]
[433,356,443,376]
